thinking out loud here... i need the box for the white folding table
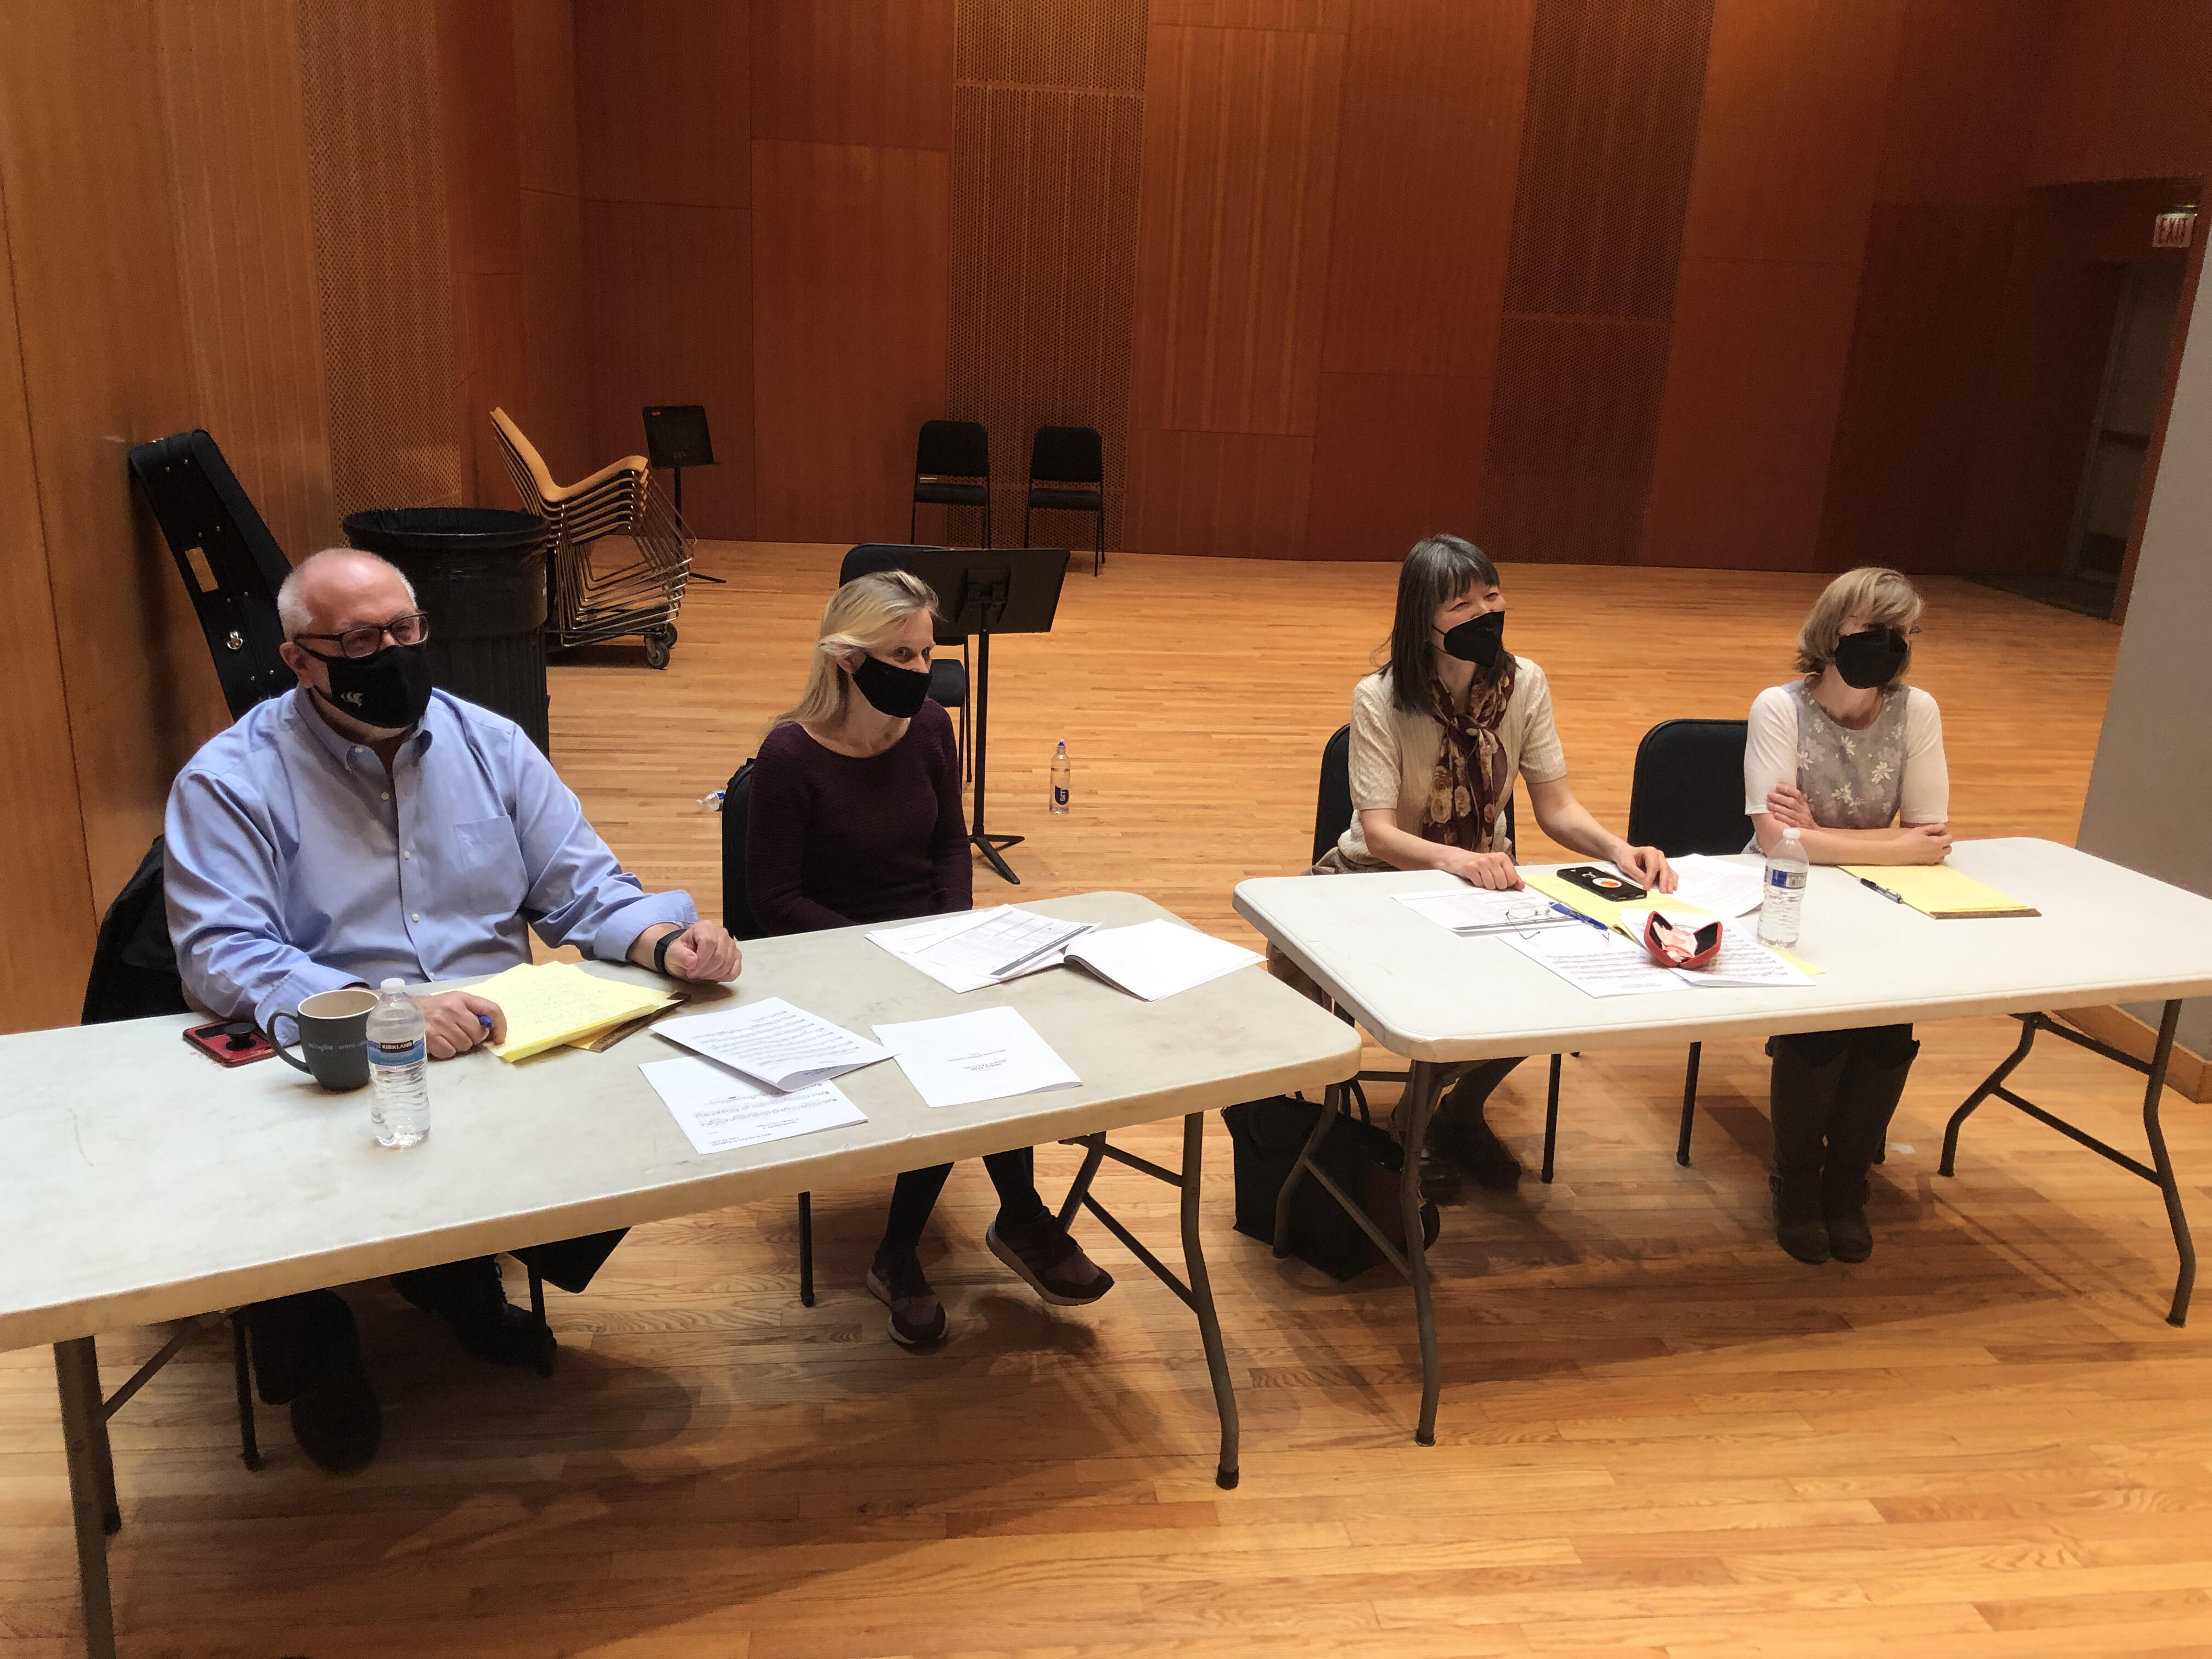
[1234,838,2212,1445]
[2,891,1357,1659]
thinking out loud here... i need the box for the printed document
[1500,925,1685,998]
[1668,854,1765,917]
[1060,919,1262,1001]
[639,1056,865,1155]
[653,996,889,1091]
[1395,887,1584,936]
[1617,910,1813,989]
[872,1005,1081,1109]
[869,906,1099,994]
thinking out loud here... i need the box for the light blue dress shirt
[165,688,696,1033]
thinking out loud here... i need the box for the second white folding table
[1234,838,2212,1446]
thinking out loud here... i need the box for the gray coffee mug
[263,986,379,1091]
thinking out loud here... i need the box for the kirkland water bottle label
[1767,869,1804,889]
[371,1038,426,1066]
[1053,786,1069,806]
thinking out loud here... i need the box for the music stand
[642,405,724,583]
[894,548,1070,885]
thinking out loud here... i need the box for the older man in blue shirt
[166,547,740,1471]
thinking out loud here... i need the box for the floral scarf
[1419,659,1517,855]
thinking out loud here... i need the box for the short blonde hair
[1796,567,1922,682]
[772,569,940,731]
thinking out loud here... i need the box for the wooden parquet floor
[9,548,2212,1658]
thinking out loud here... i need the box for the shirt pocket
[454,816,529,917]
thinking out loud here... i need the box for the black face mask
[1439,609,1506,672]
[850,652,932,719]
[305,641,435,731]
[1832,625,1908,689]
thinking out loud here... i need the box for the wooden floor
[11,548,2212,1658]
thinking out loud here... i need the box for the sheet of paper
[1616,909,1813,989]
[868,906,1099,993]
[637,1056,865,1155]
[476,961,679,1063]
[1061,918,1262,1001]
[653,996,889,1090]
[1669,853,1766,917]
[1499,924,1686,998]
[1395,887,1584,936]
[872,1005,1081,1109]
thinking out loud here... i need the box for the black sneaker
[1415,1138,1465,1204]
[988,1212,1114,1307]
[289,1361,382,1474]
[393,1257,557,1372]
[867,1245,948,1348]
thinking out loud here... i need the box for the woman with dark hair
[1293,534,1675,1198]
[748,569,1113,1348]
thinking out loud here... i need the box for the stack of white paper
[1061,919,1261,1001]
[1669,854,1765,917]
[639,1057,866,1155]
[653,996,890,1090]
[1500,925,1686,997]
[1395,887,1583,936]
[872,1005,1081,1108]
[869,906,1099,994]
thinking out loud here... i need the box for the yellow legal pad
[472,961,680,1062]
[1841,864,2039,919]
[1521,867,1700,933]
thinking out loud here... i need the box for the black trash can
[342,507,552,754]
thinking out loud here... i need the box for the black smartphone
[184,1019,276,1067]
[1554,865,1647,904]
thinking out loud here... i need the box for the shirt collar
[285,686,438,767]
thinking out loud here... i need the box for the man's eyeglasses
[294,611,432,659]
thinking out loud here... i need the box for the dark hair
[1381,534,1500,715]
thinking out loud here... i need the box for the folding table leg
[2140,1002,2196,1326]
[1939,1014,2039,1176]
[53,1340,119,1659]
[1181,1113,1240,1488]
[1540,1054,1562,1184]
[1273,1098,1339,1257]
[1676,1041,1701,1166]
[1400,1061,1446,1446]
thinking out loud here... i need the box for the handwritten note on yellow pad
[1842,865,2038,919]
[475,962,678,1062]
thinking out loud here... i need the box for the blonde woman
[1743,566,1951,1267]
[747,570,1113,1347]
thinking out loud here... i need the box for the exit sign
[2153,208,2196,249]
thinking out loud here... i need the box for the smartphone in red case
[183,1019,276,1066]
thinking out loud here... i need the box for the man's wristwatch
[651,928,679,977]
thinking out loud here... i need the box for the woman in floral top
[1743,567,1952,1267]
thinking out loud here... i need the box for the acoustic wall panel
[1477,0,1712,565]
[1131,21,1342,439]
[752,139,951,543]
[1305,0,1533,560]
[297,0,466,519]
[950,0,1146,550]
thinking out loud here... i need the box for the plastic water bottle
[1759,828,1808,949]
[1050,739,1071,815]
[367,979,431,1147]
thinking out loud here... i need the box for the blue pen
[1549,901,1609,934]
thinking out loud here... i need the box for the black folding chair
[910,420,991,550]
[1023,425,1105,575]
[1623,718,1752,1166]
[840,544,972,776]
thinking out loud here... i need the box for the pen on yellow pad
[1857,876,1905,905]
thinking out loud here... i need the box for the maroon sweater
[747,700,972,935]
